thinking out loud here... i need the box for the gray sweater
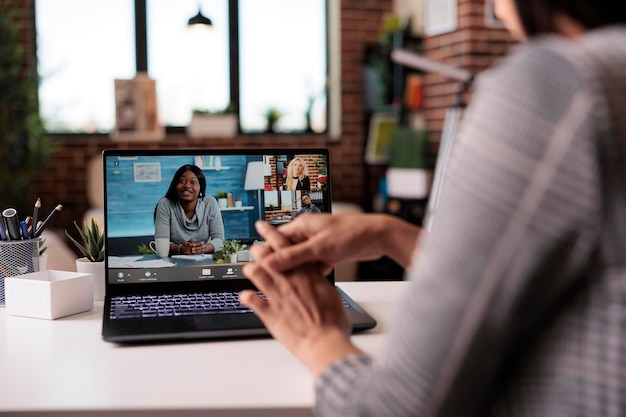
[154,196,224,251]
[316,26,626,417]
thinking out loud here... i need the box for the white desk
[0,281,407,417]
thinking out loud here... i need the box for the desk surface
[0,281,407,417]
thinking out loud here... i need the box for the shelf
[201,166,230,171]
[220,206,254,212]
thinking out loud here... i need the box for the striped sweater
[316,26,626,417]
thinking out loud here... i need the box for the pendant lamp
[188,7,213,28]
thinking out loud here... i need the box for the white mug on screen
[149,238,170,258]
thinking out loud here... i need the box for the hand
[254,213,421,273]
[180,240,207,255]
[240,242,362,377]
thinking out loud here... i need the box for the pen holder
[0,238,41,305]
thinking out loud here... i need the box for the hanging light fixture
[187,4,213,28]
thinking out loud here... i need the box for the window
[35,0,330,135]
[35,0,135,133]
[239,0,327,133]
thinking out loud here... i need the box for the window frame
[36,0,339,137]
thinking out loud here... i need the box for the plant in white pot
[216,190,229,208]
[187,103,238,139]
[65,218,105,301]
[214,239,247,264]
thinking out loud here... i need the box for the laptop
[101,148,377,343]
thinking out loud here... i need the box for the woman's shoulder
[474,36,594,113]
[156,196,174,208]
[485,37,580,83]
[486,28,626,86]
[200,195,219,207]
[157,196,176,207]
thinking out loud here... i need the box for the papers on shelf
[171,254,213,261]
[108,256,176,268]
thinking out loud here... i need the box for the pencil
[31,198,41,238]
[35,204,62,237]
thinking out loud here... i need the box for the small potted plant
[187,102,238,139]
[136,243,153,255]
[235,197,243,208]
[216,191,229,208]
[213,239,247,264]
[65,218,105,301]
[264,107,282,133]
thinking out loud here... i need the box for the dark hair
[165,165,206,201]
[514,0,626,36]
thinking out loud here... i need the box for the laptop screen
[103,149,331,287]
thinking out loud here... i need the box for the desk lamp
[390,49,474,232]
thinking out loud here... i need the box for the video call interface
[104,152,330,284]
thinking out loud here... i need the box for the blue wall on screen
[105,155,262,240]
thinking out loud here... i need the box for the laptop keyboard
[109,292,260,319]
[109,291,352,320]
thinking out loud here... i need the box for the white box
[5,270,94,320]
[237,249,254,262]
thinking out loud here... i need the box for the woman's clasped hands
[239,217,364,378]
[179,239,207,255]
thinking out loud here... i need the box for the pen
[35,204,62,237]
[31,198,41,238]
[2,208,21,240]
[19,220,30,240]
[0,216,7,240]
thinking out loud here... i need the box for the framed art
[111,73,165,142]
[424,0,457,36]
[485,0,505,28]
[365,113,399,164]
[133,162,161,183]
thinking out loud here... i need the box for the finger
[242,262,280,295]
[255,221,292,250]
[273,217,312,243]
[250,241,272,260]
[238,289,269,314]
[265,240,321,272]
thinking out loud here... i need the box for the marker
[35,204,62,237]
[31,198,41,238]
[2,208,21,240]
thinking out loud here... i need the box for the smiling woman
[154,165,225,256]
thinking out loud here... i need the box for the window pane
[148,0,230,126]
[239,0,327,133]
[36,0,135,133]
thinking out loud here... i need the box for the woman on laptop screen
[154,164,224,256]
[283,157,311,190]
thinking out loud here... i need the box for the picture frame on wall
[485,0,505,28]
[365,113,399,165]
[424,0,457,36]
[111,73,165,142]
